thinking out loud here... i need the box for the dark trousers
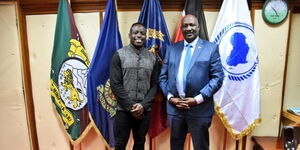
[168,113,212,150]
[114,110,151,150]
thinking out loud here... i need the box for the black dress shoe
[283,126,296,150]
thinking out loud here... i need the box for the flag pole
[187,133,191,150]
[69,1,72,148]
[68,2,73,149]
[114,0,118,10]
[149,137,152,150]
[69,142,74,150]
[149,136,157,150]
[242,136,247,150]
[222,129,227,150]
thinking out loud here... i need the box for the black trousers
[114,110,151,150]
[168,113,212,150]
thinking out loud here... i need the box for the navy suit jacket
[159,39,224,117]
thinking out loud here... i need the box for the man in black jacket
[110,22,159,150]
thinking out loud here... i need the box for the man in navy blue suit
[159,14,224,150]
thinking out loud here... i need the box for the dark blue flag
[138,0,171,63]
[87,0,122,148]
[138,0,171,138]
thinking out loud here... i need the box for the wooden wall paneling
[17,0,295,15]
[3,0,299,15]
[292,6,300,12]
[0,0,15,2]
[16,0,39,150]
[19,0,106,14]
[99,11,103,29]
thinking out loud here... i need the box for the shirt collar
[184,37,199,48]
[129,43,145,54]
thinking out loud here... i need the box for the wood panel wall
[13,0,300,15]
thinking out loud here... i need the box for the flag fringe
[88,113,114,150]
[51,103,93,145]
[214,104,261,140]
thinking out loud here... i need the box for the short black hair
[130,22,146,33]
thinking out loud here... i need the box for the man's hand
[169,97,180,105]
[131,103,144,119]
[169,97,188,109]
[169,97,197,109]
[181,97,197,107]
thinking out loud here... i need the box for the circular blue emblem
[213,22,258,81]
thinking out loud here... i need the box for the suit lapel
[189,39,204,71]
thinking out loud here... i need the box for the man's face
[129,24,146,49]
[181,15,200,43]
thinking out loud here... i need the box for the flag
[210,0,261,140]
[138,0,171,138]
[50,0,91,144]
[173,0,208,42]
[87,0,122,148]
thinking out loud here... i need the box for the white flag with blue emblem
[210,0,261,140]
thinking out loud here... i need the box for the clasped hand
[170,97,197,109]
[131,103,144,119]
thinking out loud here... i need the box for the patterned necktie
[183,44,192,91]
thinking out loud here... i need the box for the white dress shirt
[167,37,204,104]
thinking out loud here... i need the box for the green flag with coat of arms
[50,0,91,144]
